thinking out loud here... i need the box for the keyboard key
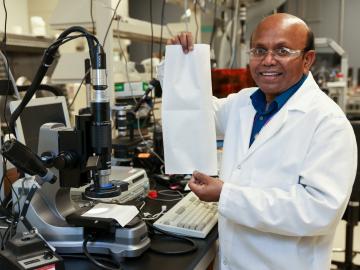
[153,192,218,238]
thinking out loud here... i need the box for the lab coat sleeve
[212,96,227,136]
[218,115,357,237]
[212,94,238,136]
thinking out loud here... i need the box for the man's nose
[262,51,277,65]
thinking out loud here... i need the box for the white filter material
[162,44,217,175]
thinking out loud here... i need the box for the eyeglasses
[248,47,304,60]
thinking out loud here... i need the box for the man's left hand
[188,171,223,202]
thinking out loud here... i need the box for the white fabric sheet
[162,44,217,175]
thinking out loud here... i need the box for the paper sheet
[82,203,139,227]
[162,44,217,175]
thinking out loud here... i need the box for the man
[167,13,357,270]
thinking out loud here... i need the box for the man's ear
[303,50,316,72]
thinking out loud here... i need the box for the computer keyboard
[153,192,218,238]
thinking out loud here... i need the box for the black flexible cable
[103,0,122,47]
[0,171,21,250]
[90,0,95,34]
[0,159,6,207]
[0,1,20,243]
[17,84,64,96]
[3,170,21,225]
[1,216,16,249]
[145,221,197,255]
[61,253,121,265]
[158,0,166,59]
[1,0,11,133]
[49,27,99,62]
[2,0,7,44]
[0,231,3,249]
[209,0,218,48]
[35,84,63,96]
[194,0,199,43]
[1,52,11,131]
[83,236,122,270]
[9,27,98,134]
[48,34,90,52]
[0,159,19,212]
[68,69,90,109]
[150,0,154,79]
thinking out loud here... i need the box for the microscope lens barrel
[90,46,112,187]
[90,101,112,170]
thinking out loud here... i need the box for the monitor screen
[9,96,71,154]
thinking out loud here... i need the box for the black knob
[53,151,78,169]
[40,151,56,167]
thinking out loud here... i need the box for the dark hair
[304,29,315,51]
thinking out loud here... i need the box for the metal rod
[339,0,345,46]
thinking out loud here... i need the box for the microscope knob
[54,151,78,169]
[40,151,56,167]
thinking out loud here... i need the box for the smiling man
[249,14,315,102]
[167,13,357,270]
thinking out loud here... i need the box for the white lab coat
[213,72,357,270]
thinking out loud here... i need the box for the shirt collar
[250,74,307,114]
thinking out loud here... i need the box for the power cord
[83,235,122,270]
[69,0,122,110]
[141,204,167,220]
[145,221,197,255]
[194,0,199,43]
[209,0,218,48]
[68,69,90,109]
[1,0,12,132]
[90,0,95,34]
[138,199,197,255]
[61,253,121,267]
[158,0,166,59]
[1,0,7,45]
[102,0,122,47]
[149,0,154,79]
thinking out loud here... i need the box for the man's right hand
[167,32,194,54]
[189,171,223,202]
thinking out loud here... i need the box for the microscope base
[51,220,150,262]
[12,178,150,263]
[19,214,150,263]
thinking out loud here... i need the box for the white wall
[28,0,58,36]
[304,0,360,75]
[343,0,360,79]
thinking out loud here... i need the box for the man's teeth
[260,72,281,76]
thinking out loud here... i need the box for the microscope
[3,26,150,264]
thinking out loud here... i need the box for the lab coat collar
[239,72,319,162]
[286,72,318,112]
[238,104,257,159]
[243,72,318,111]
